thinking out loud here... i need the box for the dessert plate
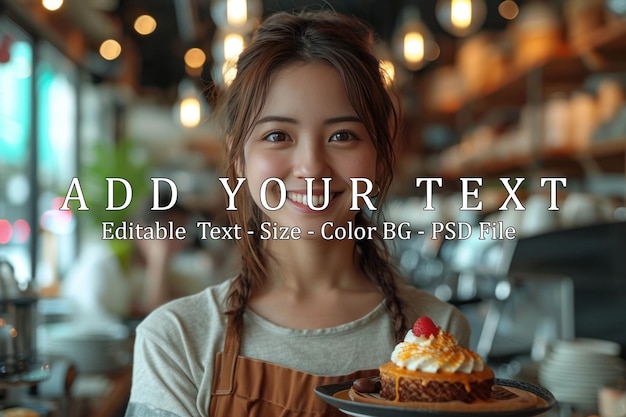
[315,378,556,417]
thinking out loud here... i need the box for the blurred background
[1,0,626,416]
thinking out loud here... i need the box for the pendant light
[211,30,246,87]
[210,0,262,32]
[174,79,208,128]
[435,0,487,37]
[392,5,435,71]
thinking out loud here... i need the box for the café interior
[1,0,626,416]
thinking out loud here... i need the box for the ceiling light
[436,0,487,37]
[211,31,245,63]
[99,39,122,60]
[392,6,435,71]
[223,33,244,61]
[134,15,157,35]
[498,0,519,20]
[210,0,262,31]
[227,0,247,27]
[180,97,202,128]
[175,79,207,128]
[184,48,206,69]
[42,0,63,11]
[404,32,424,65]
[211,30,246,86]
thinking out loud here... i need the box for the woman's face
[243,62,378,234]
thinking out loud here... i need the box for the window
[36,41,78,287]
[0,17,34,285]
[0,16,79,287]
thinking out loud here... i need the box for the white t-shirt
[125,278,470,417]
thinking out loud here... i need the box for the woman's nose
[292,141,330,179]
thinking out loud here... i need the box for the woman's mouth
[287,191,339,208]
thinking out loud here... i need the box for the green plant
[75,138,153,267]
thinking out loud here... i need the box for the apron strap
[212,315,240,395]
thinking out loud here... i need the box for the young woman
[125,10,470,417]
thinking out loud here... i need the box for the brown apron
[209,316,379,416]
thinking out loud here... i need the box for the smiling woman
[125,9,471,417]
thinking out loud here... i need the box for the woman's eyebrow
[255,115,362,125]
[256,115,297,125]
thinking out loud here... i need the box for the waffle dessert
[378,316,494,403]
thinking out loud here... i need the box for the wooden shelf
[478,49,587,108]
[440,139,626,180]
[421,21,626,185]
[421,23,626,124]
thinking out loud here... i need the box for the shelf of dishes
[419,17,626,120]
[429,137,626,180]
[425,73,626,181]
[408,9,626,187]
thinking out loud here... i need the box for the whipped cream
[390,328,485,374]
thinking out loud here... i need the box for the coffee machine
[0,258,52,413]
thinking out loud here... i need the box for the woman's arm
[125,320,202,417]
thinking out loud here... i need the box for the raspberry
[412,316,439,337]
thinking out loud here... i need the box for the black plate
[315,378,556,417]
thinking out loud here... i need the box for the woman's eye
[330,131,356,142]
[264,132,289,142]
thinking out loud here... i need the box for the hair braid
[224,206,267,338]
[355,213,408,342]
[224,270,251,340]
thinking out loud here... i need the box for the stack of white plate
[538,338,625,410]
[38,321,131,374]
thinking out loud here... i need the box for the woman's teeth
[287,192,335,207]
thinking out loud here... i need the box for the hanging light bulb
[227,0,247,27]
[42,0,63,11]
[498,0,520,20]
[180,97,201,128]
[392,6,435,71]
[404,32,424,65]
[184,47,206,76]
[436,0,487,37]
[211,30,246,86]
[174,79,208,128]
[99,39,122,61]
[210,0,262,31]
[134,15,157,35]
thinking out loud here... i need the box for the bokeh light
[99,39,122,61]
[134,15,157,35]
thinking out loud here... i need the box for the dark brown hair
[214,10,408,341]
